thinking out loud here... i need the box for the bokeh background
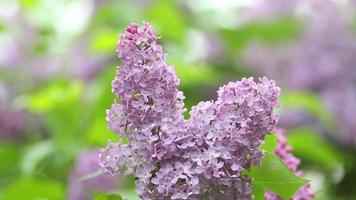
[0,0,356,199]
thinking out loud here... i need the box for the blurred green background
[0,0,356,199]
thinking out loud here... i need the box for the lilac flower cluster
[265,129,314,200]
[100,22,280,200]
[241,0,356,145]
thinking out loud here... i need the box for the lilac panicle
[265,129,313,200]
[188,77,280,179]
[111,22,185,131]
[100,22,281,200]
[101,22,188,199]
[184,77,280,199]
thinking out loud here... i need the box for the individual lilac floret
[265,129,314,200]
[100,22,281,200]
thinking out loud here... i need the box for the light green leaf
[0,178,64,200]
[19,0,38,9]
[261,133,278,152]
[90,29,118,54]
[0,144,21,184]
[20,140,53,176]
[147,0,186,42]
[118,176,140,200]
[86,117,118,146]
[172,61,218,87]
[25,81,83,113]
[250,152,310,200]
[220,18,301,54]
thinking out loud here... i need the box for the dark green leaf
[287,128,343,171]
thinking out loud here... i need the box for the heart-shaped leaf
[249,151,310,200]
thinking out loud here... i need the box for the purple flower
[241,0,356,145]
[111,22,186,131]
[100,22,281,200]
[0,110,27,140]
[68,150,120,200]
[265,129,314,200]
[242,0,354,91]
[323,84,356,145]
[240,0,297,23]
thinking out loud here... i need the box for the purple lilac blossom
[243,0,354,91]
[240,0,297,24]
[0,110,27,140]
[241,0,356,145]
[100,22,281,200]
[265,129,314,200]
[68,150,120,200]
[323,85,356,144]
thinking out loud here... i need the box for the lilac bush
[100,22,281,199]
[242,0,356,145]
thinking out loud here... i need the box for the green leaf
[287,128,343,171]
[19,0,38,9]
[0,144,21,186]
[25,81,83,113]
[117,176,140,200]
[147,0,186,42]
[90,29,118,54]
[220,18,301,54]
[0,178,64,200]
[249,152,310,200]
[85,67,118,146]
[280,90,335,129]
[20,140,53,176]
[95,194,123,200]
[118,189,140,200]
[261,133,278,152]
[86,117,119,146]
[172,61,218,88]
